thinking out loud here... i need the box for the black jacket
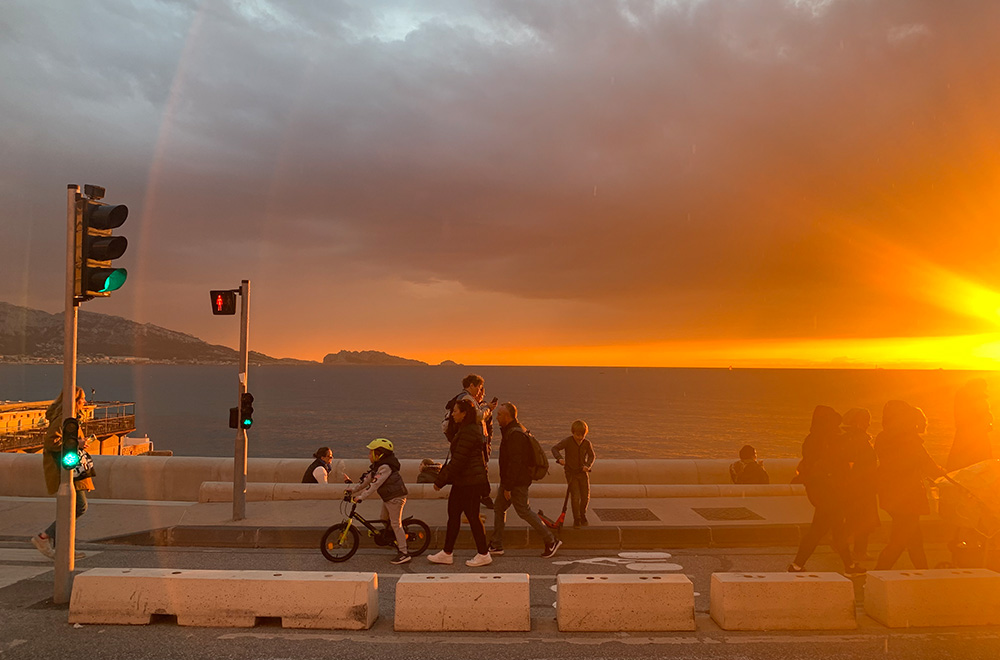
[435,422,489,488]
[499,421,534,489]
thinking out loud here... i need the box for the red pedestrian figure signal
[210,290,237,315]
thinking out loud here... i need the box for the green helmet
[366,438,394,452]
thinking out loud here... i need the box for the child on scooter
[551,420,596,527]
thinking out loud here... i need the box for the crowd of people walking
[788,378,993,575]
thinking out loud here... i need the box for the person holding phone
[443,374,499,509]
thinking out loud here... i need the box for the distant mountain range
[0,301,451,366]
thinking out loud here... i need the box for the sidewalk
[0,493,954,551]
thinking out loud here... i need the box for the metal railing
[0,401,136,453]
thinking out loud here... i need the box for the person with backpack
[487,402,562,558]
[552,419,597,526]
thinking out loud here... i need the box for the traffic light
[210,290,237,315]
[76,187,128,300]
[239,392,254,429]
[60,417,81,469]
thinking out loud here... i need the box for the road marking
[552,551,683,572]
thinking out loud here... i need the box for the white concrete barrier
[394,573,530,631]
[864,568,1000,628]
[710,572,856,630]
[557,574,695,631]
[69,568,378,629]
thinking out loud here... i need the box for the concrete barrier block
[557,574,695,631]
[710,572,856,630]
[864,568,1000,628]
[394,573,530,631]
[69,568,378,629]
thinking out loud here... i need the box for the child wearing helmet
[347,438,411,564]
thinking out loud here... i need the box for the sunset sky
[3,1,1000,368]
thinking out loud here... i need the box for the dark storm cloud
[4,0,1000,349]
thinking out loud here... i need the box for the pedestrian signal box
[210,290,237,315]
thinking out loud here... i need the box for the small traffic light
[228,407,239,429]
[210,290,237,315]
[60,417,81,469]
[239,392,254,429]
[77,190,128,300]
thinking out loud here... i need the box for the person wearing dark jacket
[348,438,411,564]
[875,401,945,570]
[841,408,879,561]
[428,399,493,567]
[488,403,562,558]
[788,405,864,576]
[552,419,597,526]
[301,447,334,483]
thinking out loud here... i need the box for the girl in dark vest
[347,438,411,564]
[301,447,333,483]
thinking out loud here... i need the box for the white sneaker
[427,550,453,565]
[466,553,493,567]
[31,535,54,559]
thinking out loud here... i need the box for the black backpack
[522,429,549,481]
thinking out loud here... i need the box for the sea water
[1,364,996,464]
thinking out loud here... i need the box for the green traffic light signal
[61,450,82,469]
[239,392,254,429]
[60,417,81,470]
[77,193,129,300]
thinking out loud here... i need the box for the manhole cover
[692,507,765,521]
[592,508,661,522]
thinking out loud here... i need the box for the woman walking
[788,405,864,576]
[428,398,492,567]
[874,401,944,570]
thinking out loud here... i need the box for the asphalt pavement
[3,541,1000,660]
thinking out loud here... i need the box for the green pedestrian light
[60,417,82,470]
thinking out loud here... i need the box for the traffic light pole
[55,184,80,604]
[233,280,250,521]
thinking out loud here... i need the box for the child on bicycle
[347,438,411,564]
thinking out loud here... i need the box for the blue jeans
[490,485,553,549]
[44,490,88,544]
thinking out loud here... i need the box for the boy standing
[551,420,596,527]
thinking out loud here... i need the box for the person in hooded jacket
[875,401,945,570]
[347,438,411,565]
[788,405,865,575]
[428,398,492,567]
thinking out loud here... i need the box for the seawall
[0,453,801,502]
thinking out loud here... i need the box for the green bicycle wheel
[320,522,360,562]
[402,518,431,557]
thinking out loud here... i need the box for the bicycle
[320,490,431,562]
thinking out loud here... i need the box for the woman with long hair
[428,398,492,567]
[788,405,864,576]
